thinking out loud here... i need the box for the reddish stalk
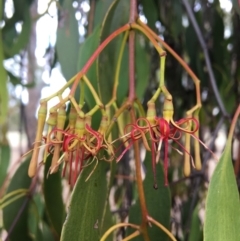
[130,110,150,241]
[137,19,201,107]
[228,104,240,144]
[70,24,130,96]
[128,30,135,101]
[128,1,149,240]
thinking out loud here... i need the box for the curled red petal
[136,117,159,143]
[174,117,199,134]
[85,124,102,151]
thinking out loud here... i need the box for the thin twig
[181,0,229,118]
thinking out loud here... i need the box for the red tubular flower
[115,116,199,188]
[44,120,109,186]
[154,117,199,186]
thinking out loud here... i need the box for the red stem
[128,30,135,101]
[130,0,137,23]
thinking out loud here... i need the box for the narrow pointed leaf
[56,0,79,80]
[0,143,10,187]
[60,161,108,241]
[3,158,32,241]
[77,25,101,107]
[204,139,240,241]
[0,0,8,124]
[43,155,65,238]
[189,205,203,241]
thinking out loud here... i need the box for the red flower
[45,121,107,186]
[115,116,199,187]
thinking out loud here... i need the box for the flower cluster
[27,19,203,188]
[115,102,200,187]
[28,102,113,186]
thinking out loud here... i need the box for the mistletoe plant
[2,1,240,241]
[26,1,206,240]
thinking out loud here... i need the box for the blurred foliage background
[0,0,240,240]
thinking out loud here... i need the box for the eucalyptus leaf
[56,0,79,80]
[140,0,158,30]
[0,0,8,124]
[60,161,108,241]
[204,139,240,240]
[3,8,31,58]
[77,25,101,108]
[136,36,150,100]
[0,143,10,188]
[97,0,129,104]
[3,158,32,241]
[189,205,203,241]
[43,155,65,238]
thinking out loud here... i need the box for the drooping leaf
[60,161,108,241]
[93,0,116,29]
[135,35,150,100]
[97,0,129,104]
[140,0,158,30]
[56,0,79,80]
[127,152,171,240]
[0,143,10,188]
[28,194,43,240]
[37,221,55,241]
[189,205,203,241]
[3,158,32,241]
[204,137,240,240]
[43,155,65,238]
[77,25,101,108]
[0,0,8,125]
[3,8,31,58]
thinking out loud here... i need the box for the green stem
[100,222,140,241]
[147,216,177,241]
[79,80,85,108]
[0,189,28,204]
[137,19,201,108]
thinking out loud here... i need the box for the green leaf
[93,0,115,29]
[140,0,158,30]
[135,36,150,100]
[56,0,79,80]
[204,139,240,240]
[43,155,65,238]
[0,0,8,124]
[97,0,129,104]
[3,158,32,241]
[28,194,42,240]
[38,221,55,241]
[60,161,108,241]
[189,205,203,241]
[0,143,10,187]
[3,8,31,58]
[77,25,101,107]
[127,152,171,240]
